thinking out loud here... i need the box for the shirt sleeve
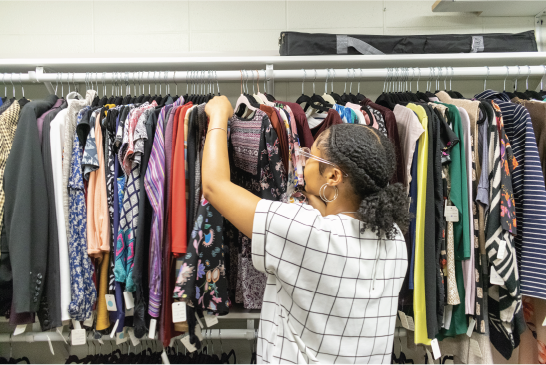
[251,199,322,275]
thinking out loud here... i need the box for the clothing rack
[0,63,543,99]
[0,328,409,342]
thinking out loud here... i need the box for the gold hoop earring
[319,183,338,203]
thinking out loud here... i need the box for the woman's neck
[324,198,360,218]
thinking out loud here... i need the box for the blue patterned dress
[67,107,97,321]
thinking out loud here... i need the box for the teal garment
[435,102,469,339]
[334,104,358,124]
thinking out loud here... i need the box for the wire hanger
[484,66,489,91]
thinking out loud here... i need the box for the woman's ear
[327,168,344,187]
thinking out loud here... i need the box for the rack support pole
[266,64,274,96]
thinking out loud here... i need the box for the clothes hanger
[355,68,366,102]
[295,69,312,106]
[523,65,541,99]
[234,70,258,118]
[8,73,16,103]
[340,68,352,104]
[256,69,270,104]
[309,69,332,109]
[539,65,546,98]
[251,70,264,104]
[1,73,6,103]
[513,65,529,100]
[17,73,29,106]
[321,68,337,105]
[328,68,343,104]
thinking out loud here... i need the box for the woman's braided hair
[317,124,410,239]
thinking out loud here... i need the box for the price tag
[116,328,128,345]
[195,313,204,329]
[444,206,459,222]
[204,314,218,327]
[72,319,81,330]
[110,319,119,338]
[398,311,409,329]
[83,311,94,327]
[443,305,452,330]
[148,318,157,339]
[71,329,86,346]
[105,294,117,311]
[125,306,134,317]
[470,338,482,358]
[13,324,26,336]
[161,349,170,364]
[180,336,197,353]
[431,338,441,360]
[172,302,186,323]
[128,328,140,347]
[407,316,415,331]
[195,323,204,341]
[490,266,504,285]
[497,240,507,260]
[56,326,68,344]
[46,335,55,355]
[466,318,476,337]
[123,292,134,310]
[425,348,434,364]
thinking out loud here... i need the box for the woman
[203,96,410,364]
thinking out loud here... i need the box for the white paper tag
[542,315,546,326]
[71,329,86,346]
[125,306,134,317]
[426,348,434,364]
[204,313,218,327]
[110,319,119,338]
[470,338,482,358]
[490,266,505,285]
[128,328,140,347]
[195,323,204,341]
[195,313,204,329]
[46,335,55,355]
[161,349,170,364]
[83,311,94,327]
[13,324,26,336]
[105,294,117,311]
[443,305,453,330]
[98,338,104,345]
[123,292,135,310]
[56,326,68,344]
[148,318,157,339]
[497,240,507,260]
[445,206,459,222]
[431,338,441,360]
[172,302,186,323]
[398,311,409,329]
[407,316,415,331]
[116,328,128,345]
[466,317,476,337]
[72,319,81,330]
[180,336,197,353]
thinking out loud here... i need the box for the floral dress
[67,107,97,321]
[227,110,287,309]
[173,197,229,315]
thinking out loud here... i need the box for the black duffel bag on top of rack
[279,30,537,56]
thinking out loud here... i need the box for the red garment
[310,109,342,139]
[260,105,288,172]
[277,101,314,148]
[171,103,193,255]
[360,99,406,186]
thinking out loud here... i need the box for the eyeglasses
[295,147,349,177]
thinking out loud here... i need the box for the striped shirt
[475,90,546,299]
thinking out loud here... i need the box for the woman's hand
[205,95,233,127]
[302,191,327,216]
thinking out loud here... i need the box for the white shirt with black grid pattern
[252,200,407,364]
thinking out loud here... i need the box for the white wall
[0,0,543,363]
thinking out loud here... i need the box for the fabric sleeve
[252,199,321,275]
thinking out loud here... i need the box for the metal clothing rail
[0,328,408,342]
[4,65,545,83]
